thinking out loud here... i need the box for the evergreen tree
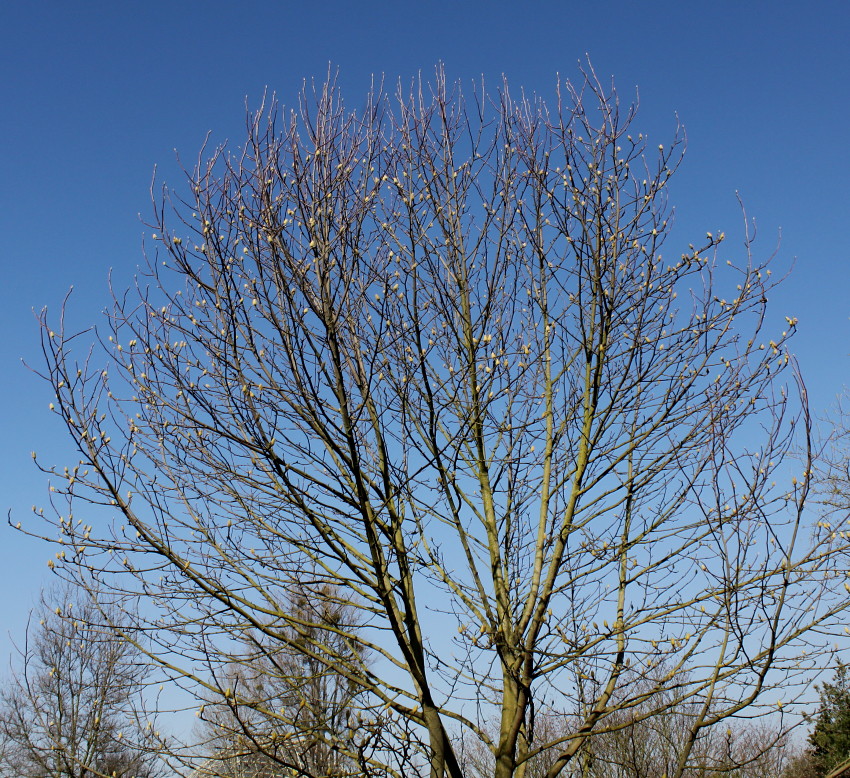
[809,661,850,775]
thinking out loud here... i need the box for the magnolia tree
[25,67,850,778]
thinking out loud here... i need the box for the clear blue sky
[2,1,848,655]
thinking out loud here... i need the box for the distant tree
[0,731,10,778]
[28,64,850,777]
[583,666,797,778]
[0,585,163,778]
[458,665,795,778]
[197,584,374,777]
[805,662,850,776]
[782,752,820,778]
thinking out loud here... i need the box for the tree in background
[586,694,794,778]
[780,662,850,778]
[457,666,795,777]
[0,585,163,778]
[26,65,850,777]
[810,662,850,774]
[196,585,375,777]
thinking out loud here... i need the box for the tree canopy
[0,585,162,778]
[26,66,850,778]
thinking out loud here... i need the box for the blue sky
[1,1,848,658]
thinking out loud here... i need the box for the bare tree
[25,65,850,777]
[457,666,796,778]
[0,585,163,778]
[584,678,796,778]
[196,585,372,777]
